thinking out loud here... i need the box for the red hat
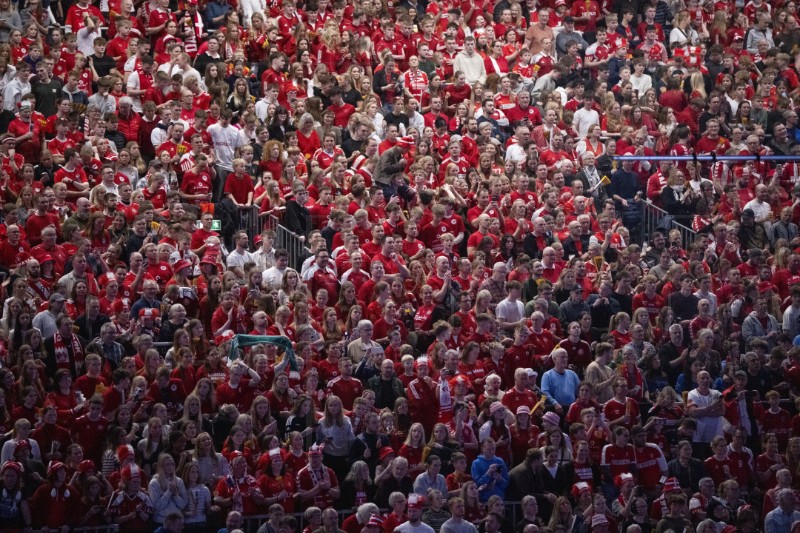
[571,482,592,499]
[39,253,54,263]
[254,234,263,246]
[215,330,236,346]
[308,443,325,456]
[256,448,283,471]
[662,477,682,493]
[172,259,192,274]
[47,461,66,477]
[614,473,634,488]
[200,254,218,267]
[396,136,415,148]
[415,356,430,369]
[788,275,800,287]
[449,376,469,388]
[378,446,396,461]
[366,514,384,529]
[14,440,31,454]
[121,463,141,481]
[117,444,135,463]
[732,34,744,42]
[113,299,132,315]
[555,0,566,6]
[1,461,23,475]
[139,308,160,319]
[77,459,96,474]
[407,494,426,510]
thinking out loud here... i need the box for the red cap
[614,473,634,488]
[200,254,218,267]
[121,463,141,481]
[172,259,192,274]
[379,446,396,461]
[47,461,66,477]
[1,461,23,475]
[407,494,426,510]
[78,459,96,474]
[396,136,415,148]
[114,298,132,315]
[14,440,31,454]
[571,482,592,499]
[662,477,682,493]
[308,443,325,456]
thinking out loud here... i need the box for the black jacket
[283,199,313,238]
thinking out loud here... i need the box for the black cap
[564,15,575,23]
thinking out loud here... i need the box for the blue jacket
[470,454,509,502]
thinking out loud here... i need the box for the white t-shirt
[572,108,600,138]
[126,71,145,113]
[396,521,435,533]
[226,249,256,270]
[208,123,245,171]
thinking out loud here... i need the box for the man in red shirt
[308,249,339,301]
[54,147,90,199]
[630,425,668,493]
[603,378,641,429]
[326,87,356,128]
[25,195,61,247]
[215,360,262,413]
[181,153,215,207]
[326,358,363,410]
[406,357,438,434]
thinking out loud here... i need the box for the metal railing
[640,201,698,246]
[241,501,525,533]
[268,214,312,270]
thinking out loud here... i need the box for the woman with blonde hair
[191,432,229,486]
[149,453,188,525]
[316,395,355,481]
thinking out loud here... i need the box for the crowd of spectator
[3,0,800,531]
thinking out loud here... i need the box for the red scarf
[53,331,84,373]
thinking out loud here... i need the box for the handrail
[614,154,798,161]
[268,214,312,271]
[640,200,698,246]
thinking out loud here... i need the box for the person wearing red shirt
[630,426,668,491]
[181,153,215,207]
[295,445,340,510]
[146,0,176,44]
[69,395,110,464]
[215,361,262,413]
[64,0,105,33]
[501,367,539,414]
[603,378,641,429]
[224,159,255,207]
[632,275,665,324]
[8,100,43,164]
[54,147,90,199]
[326,358,363,410]
[406,358,439,434]
[214,453,265,516]
[312,131,345,169]
[326,88,356,128]
[601,426,637,486]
